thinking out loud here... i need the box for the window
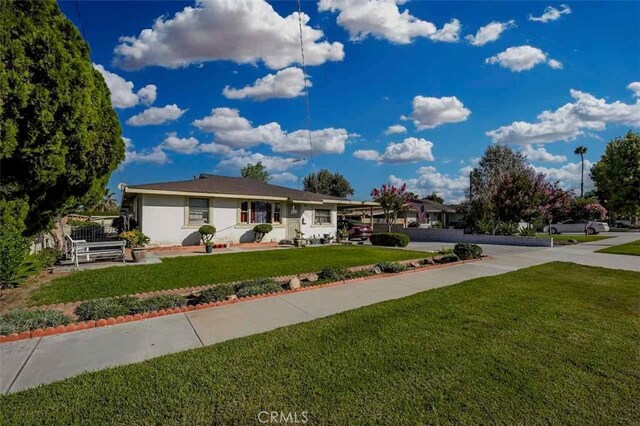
[239,201,282,224]
[188,198,209,225]
[273,203,281,223]
[240,201,249,223]
[314,209,331,225]
[251,201,270,224]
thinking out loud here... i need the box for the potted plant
[199,225,216,253]
[338,227,349,243]
[119,230,150,262]
[253,224,273,243]
[293,229,306,248]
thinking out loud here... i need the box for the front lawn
[30,245,429,305]
[536,233,612,243]
[3,262,638,424]
[596,239,640,256]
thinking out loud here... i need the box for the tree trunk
[580,154,584,198]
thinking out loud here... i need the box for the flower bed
[0,255,485,342]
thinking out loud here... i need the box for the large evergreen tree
[303,169,354,198]
[0,0,124,235]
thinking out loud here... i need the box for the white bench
[65,235,126,267]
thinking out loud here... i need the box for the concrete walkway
[1,233,638,394]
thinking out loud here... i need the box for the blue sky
[58,1,640,202]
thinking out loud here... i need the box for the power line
[73,0,89,41]
[296,0,316,192]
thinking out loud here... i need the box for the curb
[0,257,483,344]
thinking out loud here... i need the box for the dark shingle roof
[126,174,346,202]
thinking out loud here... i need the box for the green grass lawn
[596,239,640,256]
[4,262,638,424]
[30,245,429,305]
[536,233,612,243]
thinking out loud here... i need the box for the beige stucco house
[121,174,375,246]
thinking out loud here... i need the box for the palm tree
[574,146,587,197]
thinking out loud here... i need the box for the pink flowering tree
[371,183,411,232]
[571,197,608,235]
[538,184,574,235]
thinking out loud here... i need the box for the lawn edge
[0,257,483,343]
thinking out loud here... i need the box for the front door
[285,203,301,239]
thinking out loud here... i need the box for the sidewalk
[2,233,638,394]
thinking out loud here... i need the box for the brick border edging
[0,257,484,344]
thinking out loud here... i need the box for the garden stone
[568,239,578,244]
[288,277,301,290]
[423,258,435,265]
[410,261,420,268]
[226,295,238,301]
[306,273,319,282]
[371,266,382,275]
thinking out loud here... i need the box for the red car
[338,219,373,241]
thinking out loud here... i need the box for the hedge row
[369,233,410,247]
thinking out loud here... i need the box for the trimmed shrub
[75,296,139,321]
[453,243,483,260]
[376,262,407,273]
[0,309,73,335]
[253,224,273,243]
[130,295,186,314]
[198,284,235,303]
[235,278,282,298]
[199,225,216,245]
[440,254,460,263]
[369,233,410,247]
[36,247,63,268]
[318,266,350,281]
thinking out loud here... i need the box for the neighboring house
[121,174,374,246]
[345,199,462,228]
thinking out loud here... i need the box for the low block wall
[374,225,552,247]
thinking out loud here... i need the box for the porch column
[370,206,374,227]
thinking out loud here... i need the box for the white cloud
[402,95,471,130]
[429,19,462,43]
[384,124,407,135]
[160,132,199,154]
[192,107,349,155]
[487,85,640,144]
[529,4,571,23]
[353,149,381,161]
[93,64,157,109]
[353,137,434,164]
[126,104,187,126]
[486,45,561,72]
[215,152,306,174]
[271,172,299,183]
[318,0,460,44]
[465,20,515,46]
[534,161,594,191]
[521,144,567,163]
[222,67,310,101]
[389,165,470,203]
[113,0,344,70]
[628,82,640,97]
[122,138,170,165]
